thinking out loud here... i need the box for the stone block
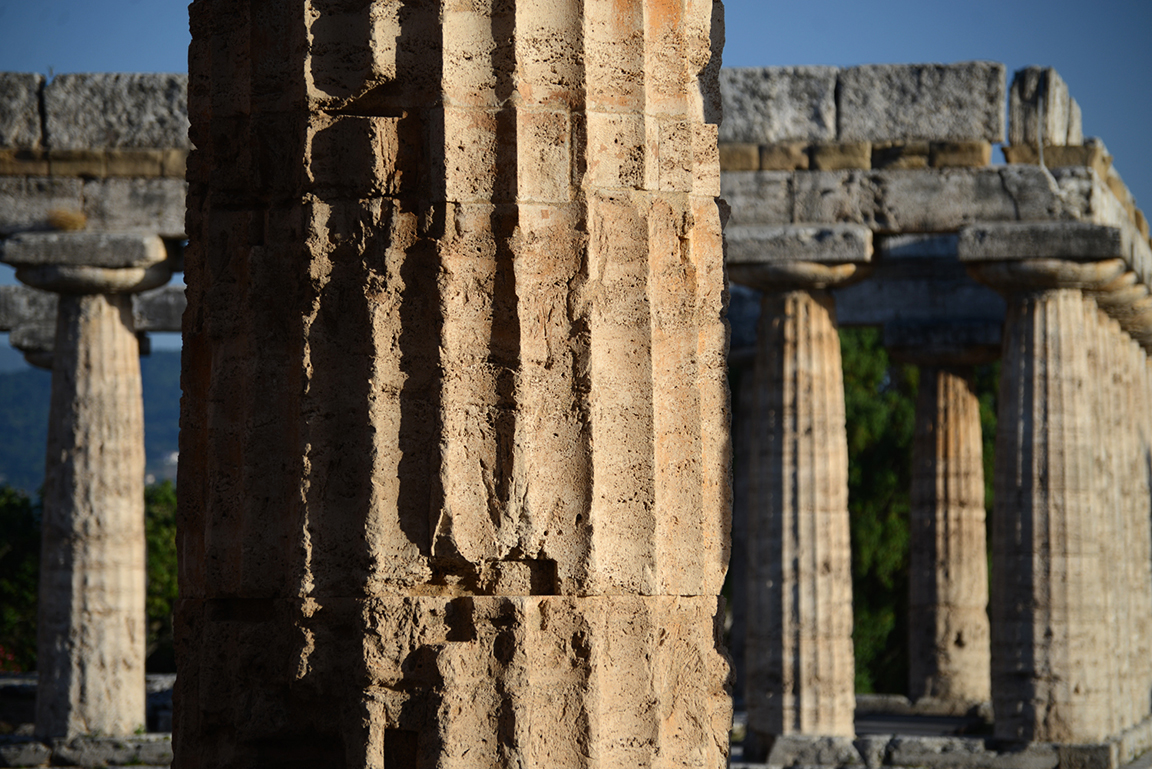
[872,142,929,170]
[0,284,56,330]
[726,223,872,266]
[718,143,759,171]
[0,738,51,767]
[1057,744,1118,769]
[1010,67,1073,146]
[44,73,190,150]
[47,149,106,177]
[887,737,1058,769]
[760,142,809,170]
[51,736,173,768]
[0,149,49,175]
[930,141,992,168]
[958,222,1126,262]
[1002,144,1112,177]
[1068,98,1084,145]
[811,142,871,170]
[133,285,186,333]
[0,176,84,235]
[838,62,1006,142]
[2,232,169,269]
[0,73,44,149]
[160,148,188,178]
[105,149,165,177]
[718,66,838,144]
[81,178,187,237]
[720,170,792,226]
[766,735,863,767]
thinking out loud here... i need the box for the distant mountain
[0,351,181,493]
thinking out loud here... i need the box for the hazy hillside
[0,351,181,493]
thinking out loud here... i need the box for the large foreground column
[1,233,171,738]
[732,261,863,755]
[178,2,729,766]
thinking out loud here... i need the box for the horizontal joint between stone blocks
[0,149,186,179]
[810,142,871,171]
[929,141,992,168]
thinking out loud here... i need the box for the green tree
[840,327,917,694]
[145,481,178,672]
[0,486,40,672]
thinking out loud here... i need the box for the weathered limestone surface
[837,63,1006,143]
[971,259,1125,744]
[718,67,838,144]
[1009,67,1077,147]
[43,74,190,150]
[34,291,148,738]
[742,270,859,749]
[178,1,729,765]
[0,177,187,238]
[0,73,44,149]
[906,366,991,706]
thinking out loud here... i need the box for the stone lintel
[884,320,1002,366]
[726,224,872,266]
[2,232,169,269]
[723,166,1082,233]
[0,283,56,330]
[958,223,1125,263]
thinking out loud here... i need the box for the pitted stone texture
[0,73,44,149]
[44,73,190,150]
[745,289,855,740]
[180,0,728,765]
[719,67,838,144]
[907,366,991,705]
[176,595,730,769]
[36,292,146,738]
[837,62,1006,143]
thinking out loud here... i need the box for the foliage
[840,327,917,694]
[145,481,178,672]
[0,482,179,673]
[0,486,40,672]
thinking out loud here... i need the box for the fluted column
[179,2,729,766]
[969,258,1125,743]
[735,262,863,752]
[1,234,172,738]
[906,365,991,706]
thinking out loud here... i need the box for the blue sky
[0,0,1149,361]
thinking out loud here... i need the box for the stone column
[729,258,866,755]
[1,232,171,738]
[178,2,729,766]
[886,324,996,709]
[968,256,1126,743]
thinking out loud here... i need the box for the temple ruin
[0,10,1151,769]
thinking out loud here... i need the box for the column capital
[966,257,1125,293]
[2,232,173,295]
[884,320,1001,366]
